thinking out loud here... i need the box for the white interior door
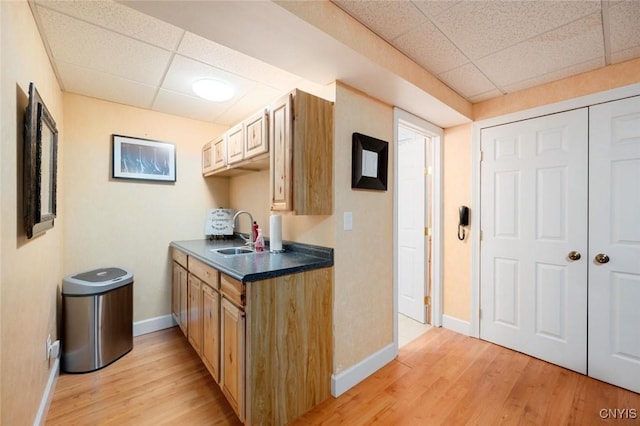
[398,128,427,323]
[588,95,640,393]
[480,109,588,373]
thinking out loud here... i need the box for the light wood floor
[47,326,640,425]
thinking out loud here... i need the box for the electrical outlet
[46,334,52,360]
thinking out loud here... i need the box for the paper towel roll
[270,214,283,252]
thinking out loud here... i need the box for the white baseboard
[133,314,177,337]
[331,342,397,397]
[442,314,471,336]
[34,357,59,426]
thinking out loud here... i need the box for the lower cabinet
[170,247,332,425]
[187,274,203,354]
[202,283,220,382]
[220,296,245,421]
[171,249,188,336]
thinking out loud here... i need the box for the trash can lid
[63,267,133,295]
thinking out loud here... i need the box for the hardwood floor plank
[48,326,640,425]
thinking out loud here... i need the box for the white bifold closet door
[480,95,640,393]
[480,108,589,374]
[588,96,640,394]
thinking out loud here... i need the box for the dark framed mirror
[24,82,58,239]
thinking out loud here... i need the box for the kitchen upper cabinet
[220,296,245,422]
[188,274,203,355]
[244,109,269,159]
[270,89,333,215]
[212,135,226,172]
[226,123,244,165]
[202,283,220,383]
[202,141,214,175]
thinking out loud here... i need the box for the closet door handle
[594,253,610,264]
[568,251,581,261]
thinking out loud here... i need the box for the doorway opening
[393,108,443,348]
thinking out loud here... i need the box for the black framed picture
[24,82,58,239]
[112,134,176,182]
[351,132,388,191]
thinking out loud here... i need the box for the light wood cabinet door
[188,274,203,355]
[221,297,245,421]
[269,89,333,214]
[171,262,181,324]
[212,135,226,171]
[202,140,214,175]
[269,93,292,211]
[202,284,220,383]
[172,262,188,336]
[244,109,268,159]
[226,123,244,165]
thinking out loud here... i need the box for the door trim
[471,82,640,338]
[393,108,443,348]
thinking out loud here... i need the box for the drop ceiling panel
[412,1,460,19]
[161,55,254,100]
[608,1,640,58]
[438,63,497,98]
[37,6,171,86]
[56,61,157,109]
[214,84,283,126]
[392,20,468,75]
[333,0,427,41]
[152,88,230,123]
[477,13,605,89]
[35,0,184,50]
[432,0,601,60]
[612,46,640,64]
[468,88,504,104]
[177,32,301,91]
[501,57,604,94]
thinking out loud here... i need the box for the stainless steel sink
[212,247,254,256]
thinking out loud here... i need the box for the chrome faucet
[232,210,254,247]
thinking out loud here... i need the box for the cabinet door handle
[594,253,610,264]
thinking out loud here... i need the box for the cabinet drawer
[172,248,187,268]
[189,256,219,288]
[221,274,245,307]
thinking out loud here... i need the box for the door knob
[595,253,610,264]
[568,251,581,261]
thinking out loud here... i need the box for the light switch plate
[344,212,353,231]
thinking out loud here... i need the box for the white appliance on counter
[205,208,236,239]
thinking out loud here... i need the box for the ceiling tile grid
[31,0,311,125]
[332,0,640,103]
[429,1,601,60]
[36,5,172,86]
[30,0,640,126]
[35,0,184,50]
[56,60,159,110]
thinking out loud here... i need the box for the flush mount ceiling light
[192,79,234,102]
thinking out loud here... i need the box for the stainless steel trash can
[62,267,133,373]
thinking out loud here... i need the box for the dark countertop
[170,238,333,282]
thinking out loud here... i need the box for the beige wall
[442,124,473,321]
[1,1,65,423]
[228,170,333,247]
[62,93,227,321]
[332,84,393,373]
[228,83,393,374]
